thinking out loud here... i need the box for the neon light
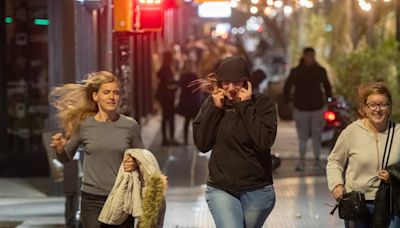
[198,2,232,18]
[34,19,49,26]
[5,17,12,24]
[139,0,161,4]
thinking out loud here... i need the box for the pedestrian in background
[156,51,180,146]
[176,59,203,145]
[326,82,400,228]
[283,47,332,171]
[193,56,277,228]
[50,71,144,227]
[250,69,267,93]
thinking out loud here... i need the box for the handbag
[373,183,391,227]
[372,121,395,227]
[338,191,368,220]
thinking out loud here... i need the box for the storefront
[2,0,49,176]
[1,0,157,177]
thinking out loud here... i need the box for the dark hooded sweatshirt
[283,62,332,111]
[193,56,277,193]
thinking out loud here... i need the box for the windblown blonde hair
[51,71,121,136]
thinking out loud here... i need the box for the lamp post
[397,0,400,43]
[0,0,6,155]
[397,0,400,88]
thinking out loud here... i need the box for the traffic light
[113,0,164,32]
[135,0,164,31]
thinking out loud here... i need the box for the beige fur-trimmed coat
[98,148,167,227]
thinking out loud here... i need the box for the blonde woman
[50,71,144,227]
[327,82,400,228]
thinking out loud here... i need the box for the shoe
[295,162,305,171]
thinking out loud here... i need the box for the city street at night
[2,0,400,227]
[0,115,342,228]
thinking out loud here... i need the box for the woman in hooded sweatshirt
[193,56,277,228]
[326,82,400,228]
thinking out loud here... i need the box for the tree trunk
[328,0,353,61]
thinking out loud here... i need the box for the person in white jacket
[326,82,400,228]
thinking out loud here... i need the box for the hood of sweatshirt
[215,56,250,82]
[354,118,398,136]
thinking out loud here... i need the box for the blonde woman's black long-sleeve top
[193,94,277,193]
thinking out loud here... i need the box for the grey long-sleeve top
[58,114,144,196]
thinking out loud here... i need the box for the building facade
[1,0,158,177]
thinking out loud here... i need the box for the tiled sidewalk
[163,176,342,228]
[147,115,342,228]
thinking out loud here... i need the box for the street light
[358,0,372,11]
[355,0,399,43]
[250,6,259,14]
[274,0,283,8]
[299,0,314,8]
[283,5,293,16]
[229,0,322,16]
[358,0,393,11]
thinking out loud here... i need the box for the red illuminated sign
[113,0,164,32]
[138,0,162,4]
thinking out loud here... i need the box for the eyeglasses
[365,103,391,111]
[221,81,244,88]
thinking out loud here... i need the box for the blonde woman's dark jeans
[80,191,134,228]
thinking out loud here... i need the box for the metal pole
[397,0,400,44]
[397,0,400,89]
[0,0,7,154]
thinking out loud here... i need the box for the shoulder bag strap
[382,121,395,170]
[364,121,395,190]
[381,121,395,214]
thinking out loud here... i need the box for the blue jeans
[205,184,275,228]
[389,215,400,228]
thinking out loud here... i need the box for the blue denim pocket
[243,185,275,208]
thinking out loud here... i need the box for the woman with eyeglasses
[193,56,277,228]
[326,82,400,228]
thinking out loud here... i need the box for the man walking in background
[284,47,332,171]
